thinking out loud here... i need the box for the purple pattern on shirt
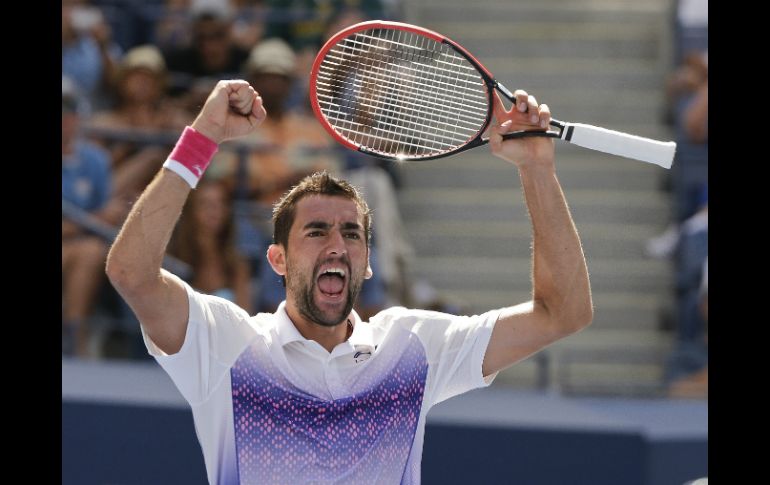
[231,337,428,484]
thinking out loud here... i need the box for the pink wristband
[162,126,219,188]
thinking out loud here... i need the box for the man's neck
[284,304,353,353]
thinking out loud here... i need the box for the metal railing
[62,199,193,280]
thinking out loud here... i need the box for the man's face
[120,69,163,104]
[274,195,371,327]
[193,19,231,70]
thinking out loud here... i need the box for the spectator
[163,7,251,95]
[263,1,393,118]
[62,0,122,113]
[229,0,267,51]
[682,78,707,144]
[665,51,708,120]
[62,79,121,357]
[663,191,707,398]
[667,256,707,399]
[264,0,388,54]
[675,197,707,343]
[153,0,195,52]
[672,0,707,66]
[88,45,189,208]
[650,0,707,258]
[168,181,254,313]
[646,50,708,259]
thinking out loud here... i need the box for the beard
[286,256,365,327]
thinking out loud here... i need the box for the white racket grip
[562,123,676,169]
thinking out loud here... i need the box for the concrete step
[501,87,665,124]
[493,326,672,392]
[399,202,669,226]
[399,157,665,192]
[396,0,677,394]
[444,35,662,62]
[482,57,661,75]
[548,327,671,352]
[493,67,664,93]
[408,0,671,26]
[425,20,661,40]
[397,187,671,225]
[404,220,667,259]
[492,359,668,396]
[408,255,671,294]
[487,62,666,103]
[414,6,666,25]
[409,0,670,15]
[415,16,665,59]
[419,289,668,329]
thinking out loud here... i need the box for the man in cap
[89,45,188,203]
[163,8,250,90]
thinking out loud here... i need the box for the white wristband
[163,159,203,188]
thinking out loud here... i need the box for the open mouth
[317,267,347,298]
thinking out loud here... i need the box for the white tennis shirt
[143,277,500,484]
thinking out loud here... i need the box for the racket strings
[316,53,486,124]
[315,77,483,135]
[322,35,489,105]
[315,28,489,158]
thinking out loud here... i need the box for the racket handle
[562,123,676,169]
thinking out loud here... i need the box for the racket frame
[311,20,563,162]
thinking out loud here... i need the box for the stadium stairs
[396,0,678,395]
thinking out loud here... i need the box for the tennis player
[106,79,592,484]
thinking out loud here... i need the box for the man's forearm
[519,163,592,327]
[105,169,190,289]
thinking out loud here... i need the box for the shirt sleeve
[383,307,502,407]
[140,275,256,405]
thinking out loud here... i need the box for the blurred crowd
[647,0,707,398]
[62,0,462,360]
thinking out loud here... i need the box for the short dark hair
[272,171,372,249]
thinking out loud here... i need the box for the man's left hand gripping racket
[309,20,676,168]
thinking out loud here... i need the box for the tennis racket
[309,20,676,168]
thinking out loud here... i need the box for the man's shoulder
[251,309,275,318]
[369,306,501,335]
[369,306,459,327]
[188,288,276,335]
[251,310,279,328]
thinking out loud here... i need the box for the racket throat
[494,81,567,140]
[494,81,515,102]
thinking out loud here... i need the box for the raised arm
[481,90,593,377]
[105,80,266,355]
